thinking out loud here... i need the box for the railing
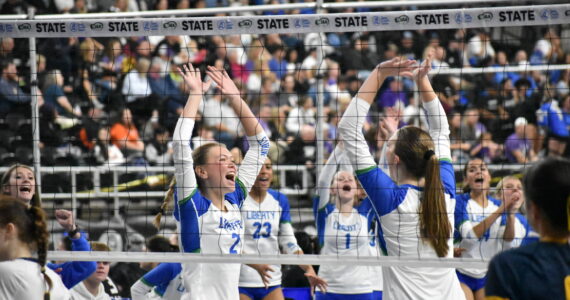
[0,165,311,217]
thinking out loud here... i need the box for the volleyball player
[338,56,465,299]
[239,158,327,300]
[454,158,526,300]
[313,145,374,299]
[486,157,570,299]
[494,175,538,246]
[131,236,183,300]
[0,195,70,299]
[1,164,96,288]
[172,64,269,299]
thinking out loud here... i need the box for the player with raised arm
[172,64,269,300]
[338,56,465,300]
[454,159,526,300]
[239,158,327,300]
[1,164,96,289]
[313,144,374,299]
[486,157,570,300]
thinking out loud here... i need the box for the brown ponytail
[153,177,177,229]
[28,204,52,300]
[0,196,51,299]
[395,127,451,257]
[420,155,451,258]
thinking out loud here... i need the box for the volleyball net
[0,2,568,268]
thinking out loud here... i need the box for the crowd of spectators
[0,0,569,181]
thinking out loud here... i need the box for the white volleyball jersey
[339,97,465,300]
[0,259,71,300]
[172,117,269,300]
[239,189,301,287]
[455,194,529,278]
[314,201,373,294]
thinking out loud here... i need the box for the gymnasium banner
[0,4,569,38]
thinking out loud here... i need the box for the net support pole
[315,0,325,181]
[28,7,42,198]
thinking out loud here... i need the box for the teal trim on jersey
[236,178,247,198]
[280,220,292,224]
[191,248,201,253]
[439,158,452,163]
[355,165,376,176]
[140,277,154,287]
[153,287,165,297]
[179,188,197,206]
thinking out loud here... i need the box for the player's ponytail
[395,127,451,257]
[28,204,52,300]
[153,177,176,229]
[421,153,450,258]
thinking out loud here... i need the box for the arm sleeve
[316,146,345,210]
[173,117,203,253]
[338,98,377,171]
[130,279,153,300]
[172,117,198,203]
[0,81,31,103]
[236,132,270,201]
[274,191,302,254]
[422,97,452,161]
[279,222,302,254]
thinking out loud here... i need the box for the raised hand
[377,57,417,78]
[206,66,241,101]
[177,63,211,93]
[55,209,75,232]
[413,54,433,80]
[379,107,400,140]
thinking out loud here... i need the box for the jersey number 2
[229,233,241,254]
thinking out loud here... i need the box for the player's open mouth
[225,172,236,182]
[258,177,269,182]
[342,185,351,192]
[475,178,484,183]
[19,186,31,193]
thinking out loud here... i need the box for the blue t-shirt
[43,84,67,116]
[537,101,569,138]
[486,241,570,300]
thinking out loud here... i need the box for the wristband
[67,225,80,238]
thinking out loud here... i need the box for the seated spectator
[285,124,316,167]
[470,132,504,164]
[0,59,38,117]
[377,76,408,111]
[191,124,216,149]
[70,242,121,300]
[122,58,163,125]
[286,96,316,135]
[268,45,288,80]
[145,126,173,166]
[147,58,185,118]
[537,97,569,158]
[42,69,81,118]
[276,73,299,110]
[466,29,495,67]
[110,108,145,158]
[94,125,126,166]
[505,117,538,163]
[449,111,472,165]
[100,39,126,74]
